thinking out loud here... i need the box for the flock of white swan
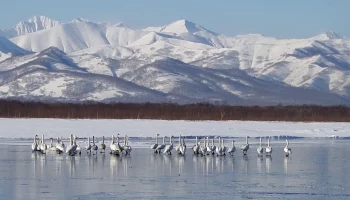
[31,134,292,157]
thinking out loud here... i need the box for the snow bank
[0,118,349,139]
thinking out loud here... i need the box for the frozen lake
[0,139,350,199]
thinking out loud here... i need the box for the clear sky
[0,0,348,38]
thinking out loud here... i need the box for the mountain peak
[71,18,90,23]
[160,19,217,35]
[313,31,342,40]
[13,16,61,36]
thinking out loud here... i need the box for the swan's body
[100,136,106,153]
[192,137,200,155]
[257,137,263,156]
[66,134,77,156]
[163,136,173,155]
[155,136,166,154]
[241,136,250,155]
[266,138,272,155]
[284,140,292,156]
[228,140,236,155]
[151,134,159,153]
[31,135,38,152]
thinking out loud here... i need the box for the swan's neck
[156,135,158,144]
[33,136,36,143]
[102,136,104,144]
[170,136,172,144]
[246,137,248,144]
[268,139,270,147]
[70,135,73,145]
[50,138,53,146]
[195,137,198,144]
[222,139,224,146]
[212,139,214,146]
[88,137,90,144]
[179,136,181,144]
[163,137,165,144]
[111,135,114,144]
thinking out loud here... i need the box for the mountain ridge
[0,16,348,105]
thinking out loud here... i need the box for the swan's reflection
[177,155,185,175]
[284,156,291,173]
[257,156,263,173]
[243,155,249,173]
[67,156,76,178]
[266,156,272,173]
[110,155,121,178]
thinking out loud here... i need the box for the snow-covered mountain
[0,16,349,105]
[0,16,61,38]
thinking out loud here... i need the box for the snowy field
[0,118,349,139]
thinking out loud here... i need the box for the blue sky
[0,0,348,38]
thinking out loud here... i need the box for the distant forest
[0,100,349,122]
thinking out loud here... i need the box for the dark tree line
[0,100,349,122]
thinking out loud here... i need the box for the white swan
[179,137,186,156]
[155,136,166,154]
[100,136,106,153]
[66,134,77,156]
[284,140,292,156]
[257,137,263,156]
[206,137,211,155]
[221,139,227,156]
[39,134,47,154]
[151,134,159,153]
[31,135,38,152]
[74,137,81,155]
[48,138,57,151]
[210,138,216,155]
[86,137,92,153]
[266,138,272,156]
[228,140,236,155]
[110,135,119,155]
[216,137,222,156]
[91,136,98,155]
[199,137,207,156]
[163,136,173,155]
[241,136,250,155]
[192,136,200,155]
[175,135,182,153]
[124,135,132,155]
[55,136,65,154]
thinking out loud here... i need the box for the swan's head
[247,136,250,138]
[232,140,235,142]
[157,133,160,136]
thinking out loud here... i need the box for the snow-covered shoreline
[0,118,349,139]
